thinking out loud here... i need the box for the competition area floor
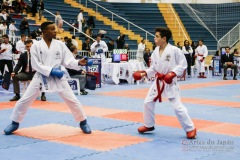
[0,75,239,160]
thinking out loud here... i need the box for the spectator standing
[31,0,38,17]
[0,22,8,35]
[20,17,30,35]
[136,39,146,62]
[90,35,108,63]
[107,39,114,52]
[38,0,44,20]
[182,40,193,77]
[77,9,83,33]
[0,34,13,76]
[194,39,208,78]
[143,48,151,67]
[15,34,26,54]
[55,11,64,34]
[9,21,19,43]
[116,33,125,49]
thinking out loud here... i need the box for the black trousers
[12,72,35,94]
[184,54,192,75]
[0,60,13,75]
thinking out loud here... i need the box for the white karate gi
[195,45,208,73]
[136,42,145,62]
[90,40,108,63]
[9,24,18,43]
[77,12,83,33]
[10,39,87,123]
[16,40,26,54]
[143,44,194,132]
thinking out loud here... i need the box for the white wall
[106,0,240,3]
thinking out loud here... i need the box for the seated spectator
[123,44,130,50]
[9,40,46,101]
[67,46,88,95]
[66,38,73,50]
[82,37,91,52]
[233,48,239,56]
[143,48,151,67]
[71,35,78,48]
[85,27,93,38]
[221,46,238,80]
[63,36,68,45]
[19,17,30,35]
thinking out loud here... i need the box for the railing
[44,9,95,41]
[78,50,217,60]
[218,22,240,48]
[79,0,155,41]
[168,4,188,42]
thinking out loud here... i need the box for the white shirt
[136,43,145,58]
[9,23,18,32]
[0,43,13,60]
[0,13,7,20]
[16,40,26,53]
[91,40,108,63]
[72,39,78,48]
[182,46,193,55]
[195,44,208,60]
[77,12,83,22]
[0,24,7,34]
[146,44,187,98]
[31,39,82,92]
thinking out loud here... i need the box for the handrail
[168,4,188,41]
[218,22,240,43]
[44,9,95,41]
[81,0,155,40]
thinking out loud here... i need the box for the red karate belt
[153,73,166,103]
[198,53,204,56]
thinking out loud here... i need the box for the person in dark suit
[82,37,91,52]
[221,46,238,80]
[67,45,88,95]
[143,48,151,67]
[9,40,46,101]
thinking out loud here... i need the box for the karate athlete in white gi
[136,39,146,62]
[4,22,92,135]
[90,35,108,64]
[133,27,196,139]
[194,39,208,78]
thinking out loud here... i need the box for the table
[101,61,146,84]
